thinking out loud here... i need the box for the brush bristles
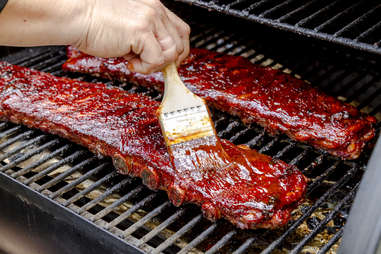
[159,105,215,146]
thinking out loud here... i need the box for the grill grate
[174,0,381,56]
[0,20,380,253]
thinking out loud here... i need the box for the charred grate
[0,23,380,254]
[174,0,381,56]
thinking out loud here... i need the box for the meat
[0,61,306,229]
[63,47,376,160]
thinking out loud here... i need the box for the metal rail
[175,0,381,56]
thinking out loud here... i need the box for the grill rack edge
[174,0,381,57]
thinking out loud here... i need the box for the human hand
[75,0,191,74]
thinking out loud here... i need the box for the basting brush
[157,62,225,169]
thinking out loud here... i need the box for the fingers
[153,18,178,63]
[178,38,190,66]
[120,0,191,74]
[130,11,190,73]
[159,11,184,60]
[129,32,165,74]
[164,8,191,65]
[138,0,190,65]
[164,8,191,38]
[74,0,191,75]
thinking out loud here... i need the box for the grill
[0,5,381,254]
[175,0,381,56]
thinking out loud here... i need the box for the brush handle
[162,62,189,96]
[162,62,179,83]
[161,63,203,111]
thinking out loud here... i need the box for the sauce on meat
[63,47,376,159]
[0,61,306,229]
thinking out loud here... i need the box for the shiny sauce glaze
[64,47,376,160]
[0,61,306,229]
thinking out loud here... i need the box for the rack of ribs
[0,61,306,229]
[63,47,376,160]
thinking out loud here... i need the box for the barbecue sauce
[64,47,376,160]
[169,136,233,176]
[0,61,307,229]
[167,134,306,228]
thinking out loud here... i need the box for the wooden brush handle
[161,63,193,106]
[162,62,178,81]
[162,62,186,91]
[159,62,209,115]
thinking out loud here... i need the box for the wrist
[49,0,93,46]
[63,0,94,47]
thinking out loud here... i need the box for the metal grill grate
[174,0,381,56]
[0,21,380,253]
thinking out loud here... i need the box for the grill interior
[1,7,381,254]
[174,0,381,56]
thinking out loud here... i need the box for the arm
[0,0,91,47]
[0,0,190,73]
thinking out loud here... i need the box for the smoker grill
[0,2,381,254]
[175,0,381,56]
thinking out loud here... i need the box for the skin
[0,0,190,74]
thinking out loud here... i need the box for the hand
[75,0,191,74]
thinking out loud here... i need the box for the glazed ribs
[63,47,376,160]
[0,61,306,229]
